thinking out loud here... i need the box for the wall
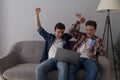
[0,0,4,56]
[0,0,120,56]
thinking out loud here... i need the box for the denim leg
[35,58,56,80]
[57,61,68,80]
[69,63,81,80]
[82,59,99,80]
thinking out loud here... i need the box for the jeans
[69,57,99,80]
[35,58,68,80]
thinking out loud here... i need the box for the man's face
[86,25,96,38]
[54,28,64,39]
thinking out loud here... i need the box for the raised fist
[76,13,85,23]
[35,8,41,14]
[80,17,85,23]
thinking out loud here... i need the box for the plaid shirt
[69,21,105,59]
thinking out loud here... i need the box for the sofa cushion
[3,63,38,80]
[15,41,45,63]
[3,63,92,80]
[3,63,58,80]
[3,63,100,80]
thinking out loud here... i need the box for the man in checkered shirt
[68,13,105,80]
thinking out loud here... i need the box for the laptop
[55,48,80,65]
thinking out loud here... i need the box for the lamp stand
[102,10,118,80]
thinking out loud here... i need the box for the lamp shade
[97,0,120,12]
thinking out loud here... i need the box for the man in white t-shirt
[34,8,72,80]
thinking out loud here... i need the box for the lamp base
[102,10,118,80]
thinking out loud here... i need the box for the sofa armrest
[0,51,19,79]
[98,56,110,80]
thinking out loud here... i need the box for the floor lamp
[96,0,120,80]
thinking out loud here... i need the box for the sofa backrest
[11,40,75,63]
[12,41,45,63]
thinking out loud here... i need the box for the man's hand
[35,8,41,29]
[35,8,41,14]
[76,13,81,19]
[76,13,85,23]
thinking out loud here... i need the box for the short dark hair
[54,22,65,30]
[85,20,97,29]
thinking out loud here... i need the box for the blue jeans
[35,58,68,80]
[69,58,99,80]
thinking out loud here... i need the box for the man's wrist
[76,20,80,24]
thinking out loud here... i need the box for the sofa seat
[3,63,59,80]
[0,41,110,80]
[3,63,38,80]
[3,63,99,80]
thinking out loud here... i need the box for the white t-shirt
[77,40,94,59]
[48,39,63,59]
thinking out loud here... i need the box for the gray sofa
[0,41,110,80]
